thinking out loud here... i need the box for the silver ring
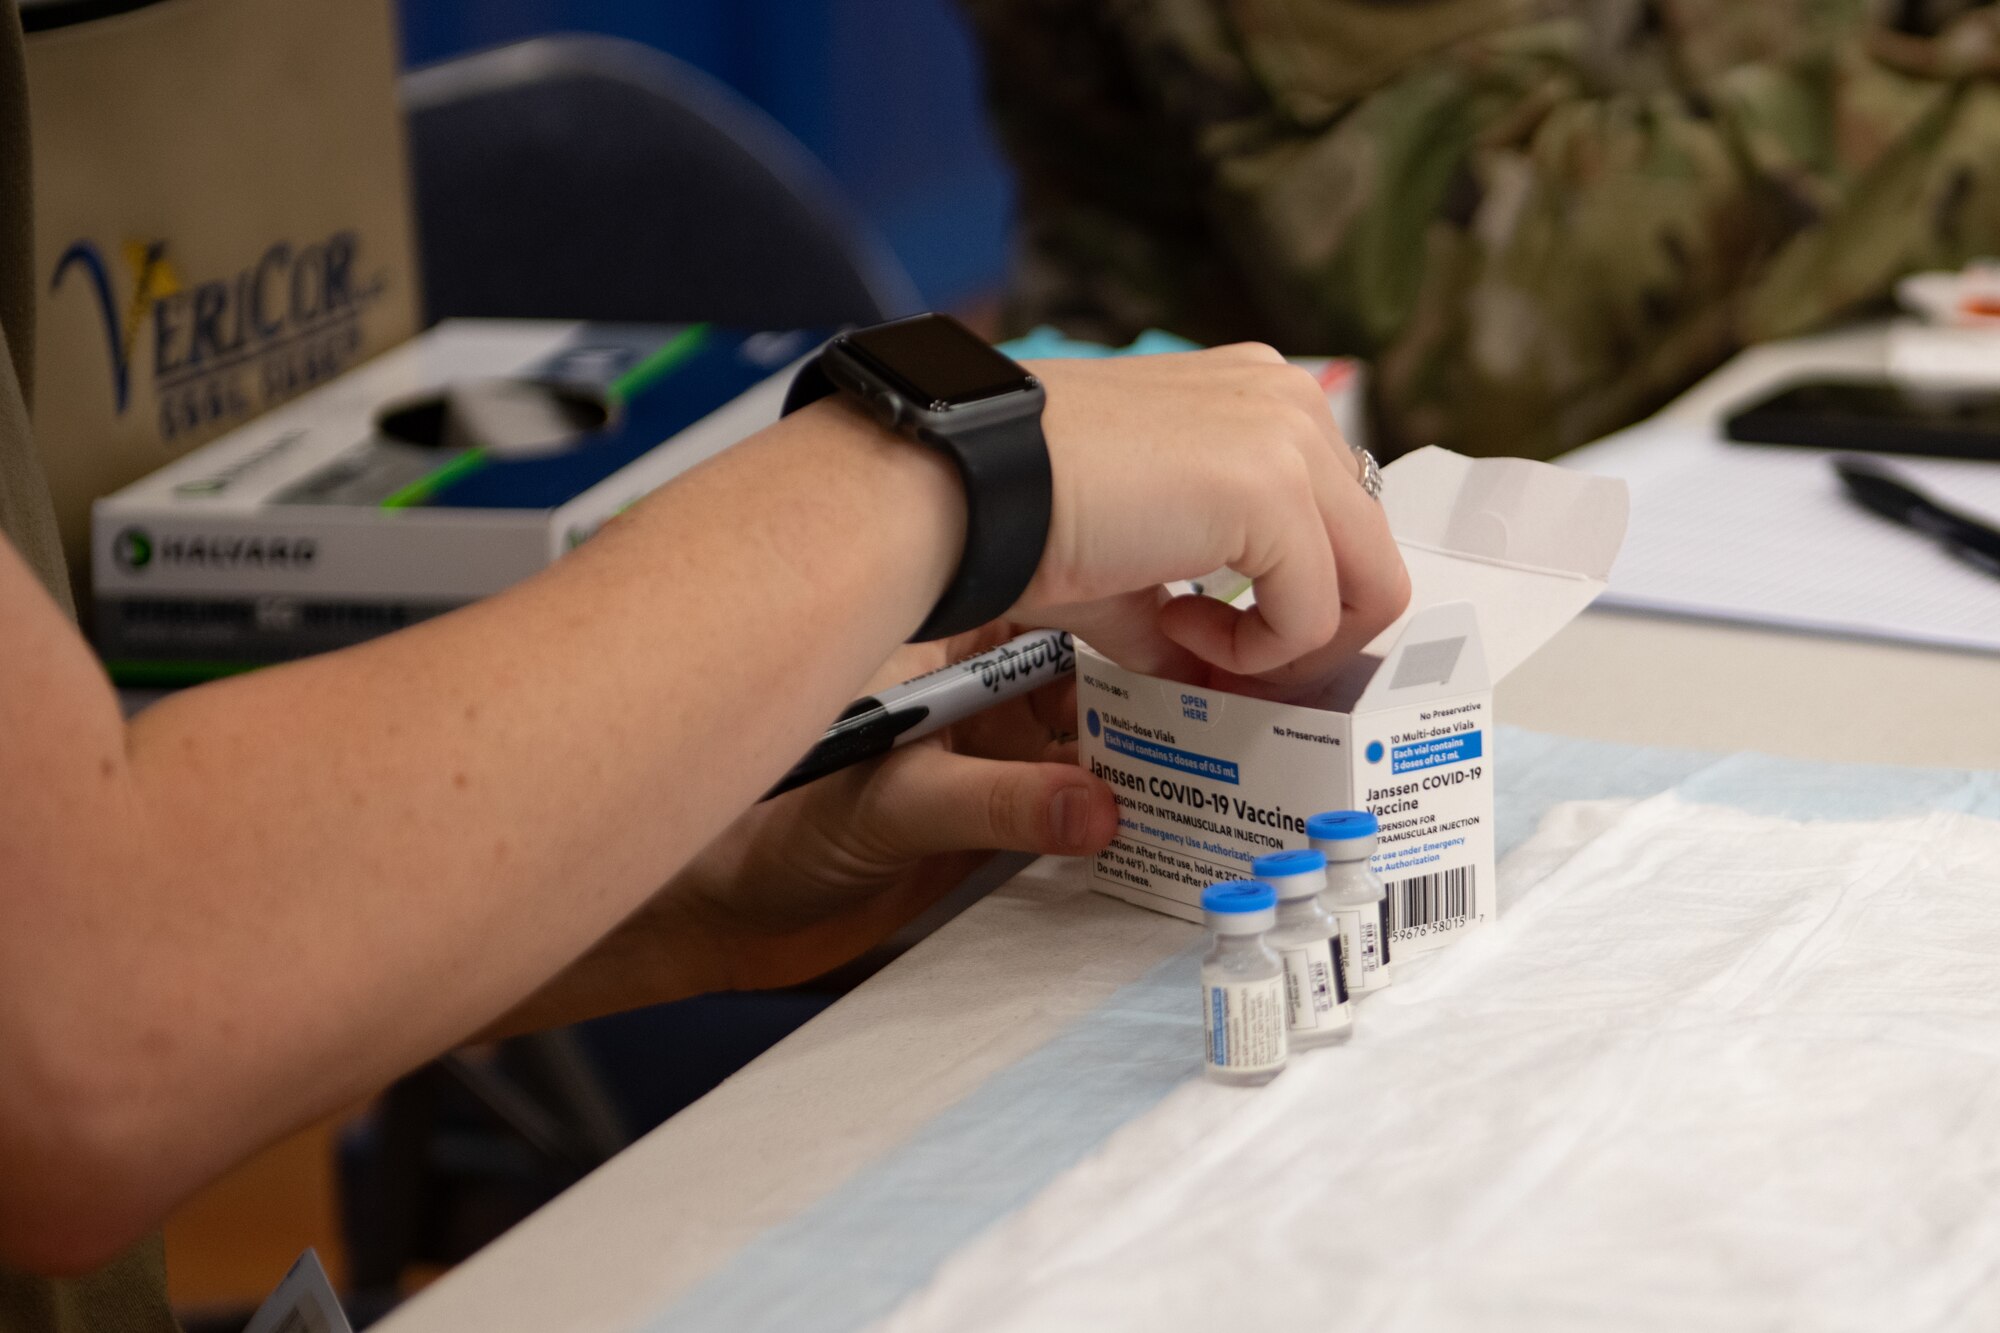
[1349,442,1383,501]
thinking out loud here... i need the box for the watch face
[840,313,1035,409]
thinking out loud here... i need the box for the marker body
[765,629,1075,798]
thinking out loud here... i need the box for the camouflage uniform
[961,0,2000,459]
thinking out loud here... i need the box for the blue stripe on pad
[639,946,1204,1333]
[638,728,2000,1331]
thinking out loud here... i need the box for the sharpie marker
[764,628,1077,799]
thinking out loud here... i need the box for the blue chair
[402,32,922,328]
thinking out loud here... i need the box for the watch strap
[781,356,836,417]
[910,411,1052,641]
[783,343,1052,642]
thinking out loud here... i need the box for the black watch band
[784,346,1053,642]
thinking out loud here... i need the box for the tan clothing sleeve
[0,1234,180,1333]
[0,3,75,619]
[0,4,170,1324]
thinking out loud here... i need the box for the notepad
[1566,422,2000,652]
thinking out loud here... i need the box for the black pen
[1833,456,2000,579]
[763,628,1076,800]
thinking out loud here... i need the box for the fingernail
[1052,786,1091,851]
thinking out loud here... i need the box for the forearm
[2,341,1413,1272]
[470,838,745,1042]
[0,400,960,1270]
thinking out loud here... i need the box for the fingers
[1179,362,1406,681]
[1038,589,1206,684]
[857,744,1118,859]
[947,673,1077,764]
[1209,341,1289,365]
[1157,451,1342,675]
[1026,672,1079,738]
[1305,430,1410,655]
[1265,365,1406,644]
[1018,345,1408,684]
[1260,415,1410,689]
[1154,381,1342,675]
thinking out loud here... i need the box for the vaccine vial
[1251,849,1352,1048]
[1200,881,1288,1086]
[1309,811,1392,995]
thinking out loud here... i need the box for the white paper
[1567,423,2000,652]
[877,796,2000,1333]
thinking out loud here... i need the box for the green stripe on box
[378,446,492,510]
[374,324,709,512]
[608,323,711,402]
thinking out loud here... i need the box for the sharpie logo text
[976,631,1074,693]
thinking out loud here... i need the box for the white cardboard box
[89,319,811,682]
[1078,447,1629,960]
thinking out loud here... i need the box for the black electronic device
[1724,378,2000,461]
[784,313,1052,642]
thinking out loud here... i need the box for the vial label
[1279,939,1349,1031]
[1335,906,1390,993]
[1205,975,1287,1072]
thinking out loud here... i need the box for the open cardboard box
[1077,447,1629,960]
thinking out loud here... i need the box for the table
[378,331,2000,1333]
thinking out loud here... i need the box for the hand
[487,622,1119,1031]
[1015,345,1410,690]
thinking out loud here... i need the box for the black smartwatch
[783,313,1053,642]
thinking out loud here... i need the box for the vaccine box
[91,320,813,682]
[1078,447,1629,959]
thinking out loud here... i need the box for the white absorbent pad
[876,794,2000,1332]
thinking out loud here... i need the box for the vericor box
[26,0,422,601]
[90,319,815,683]
[1077,448,1629,959]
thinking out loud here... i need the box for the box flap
[1366,448,1629,682]
[1349,600,1492,713]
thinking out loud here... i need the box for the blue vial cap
[1251,848,1326,878]
[1201,880,1277,914]
[1307,810,1379,842]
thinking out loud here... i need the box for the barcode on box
[1390,866,1473,939]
